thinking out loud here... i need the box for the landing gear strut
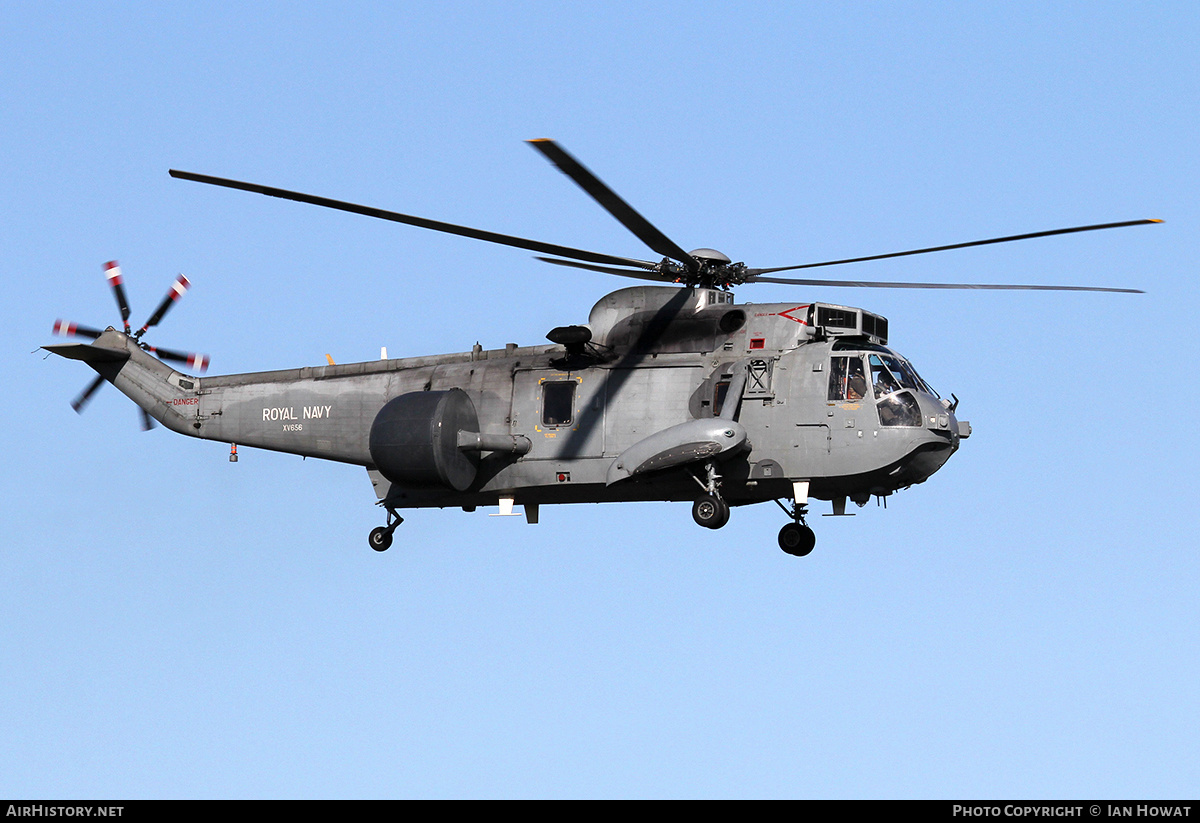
[691,461,730,529]
[368,507,404,552]
[774,497,815,556]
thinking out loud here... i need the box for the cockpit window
[833,344,939,403]
[867,355,923,426]
[868,353,937,398]
[877,391,923,427]
[828,355,867,401]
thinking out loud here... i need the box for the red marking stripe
[170,274,191,299]
[777,305,810,324]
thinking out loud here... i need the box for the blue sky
[3,2,1197,798]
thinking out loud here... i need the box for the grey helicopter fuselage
[81,284,966,521]
[48,140,1152,554]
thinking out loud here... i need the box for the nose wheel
[777,522,815,556]
[774,497,815,556]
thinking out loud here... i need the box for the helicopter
[45,140,1158,556]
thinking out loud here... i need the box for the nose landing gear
[774,497,815,556]
[777,521,815,556]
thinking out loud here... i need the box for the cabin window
[828,356,867,401]
[542,381,575,426]
[713,380,731,416]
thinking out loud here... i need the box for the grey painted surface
[56,286,963,518]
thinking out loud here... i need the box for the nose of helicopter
[902,393,968,485]
[899,435,957,486]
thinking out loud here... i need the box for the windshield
[828,347,938,429]
[867,352,938,399]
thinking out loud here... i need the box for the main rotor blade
[169,169,657,271]
[104,261,132,332]
[139,274,191,334]
[747,219,1163,276]
[71,375,106,413]
[527,139,698,271]
[535,256,676,283]
[747,274,1144,293]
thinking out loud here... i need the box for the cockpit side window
[828,355,867,401]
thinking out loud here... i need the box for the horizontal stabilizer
[43,343,130,364]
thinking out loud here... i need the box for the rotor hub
[688,248,731,266]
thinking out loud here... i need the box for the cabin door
[510,368,606,460]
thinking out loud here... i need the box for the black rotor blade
[747,275,1143,293]
[746,219,1163,276]
[71,375,106,413]
[169,169,658,271]
[147,345,209,372]
[527,139,698,271]
[104,261,132,332]
[535,256,676,283]
[139,274,191,334]
[139,408,156,431]
[53,319,104,340]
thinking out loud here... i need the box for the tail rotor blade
[104,261,132,333]
[139,408,157,431]
[53,319,104,340]
[148,345,209,373]
[70,375,106,413]
[139,274,191,335]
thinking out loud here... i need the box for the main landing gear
[774,497,815,557]
[692,493,729,529]
[691,461,730,530]
[368,506,404,552]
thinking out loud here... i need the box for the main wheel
[778,523,815,556]
[368,526,393,552]
[692,494,730,529]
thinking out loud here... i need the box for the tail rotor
[52,261,209,426]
